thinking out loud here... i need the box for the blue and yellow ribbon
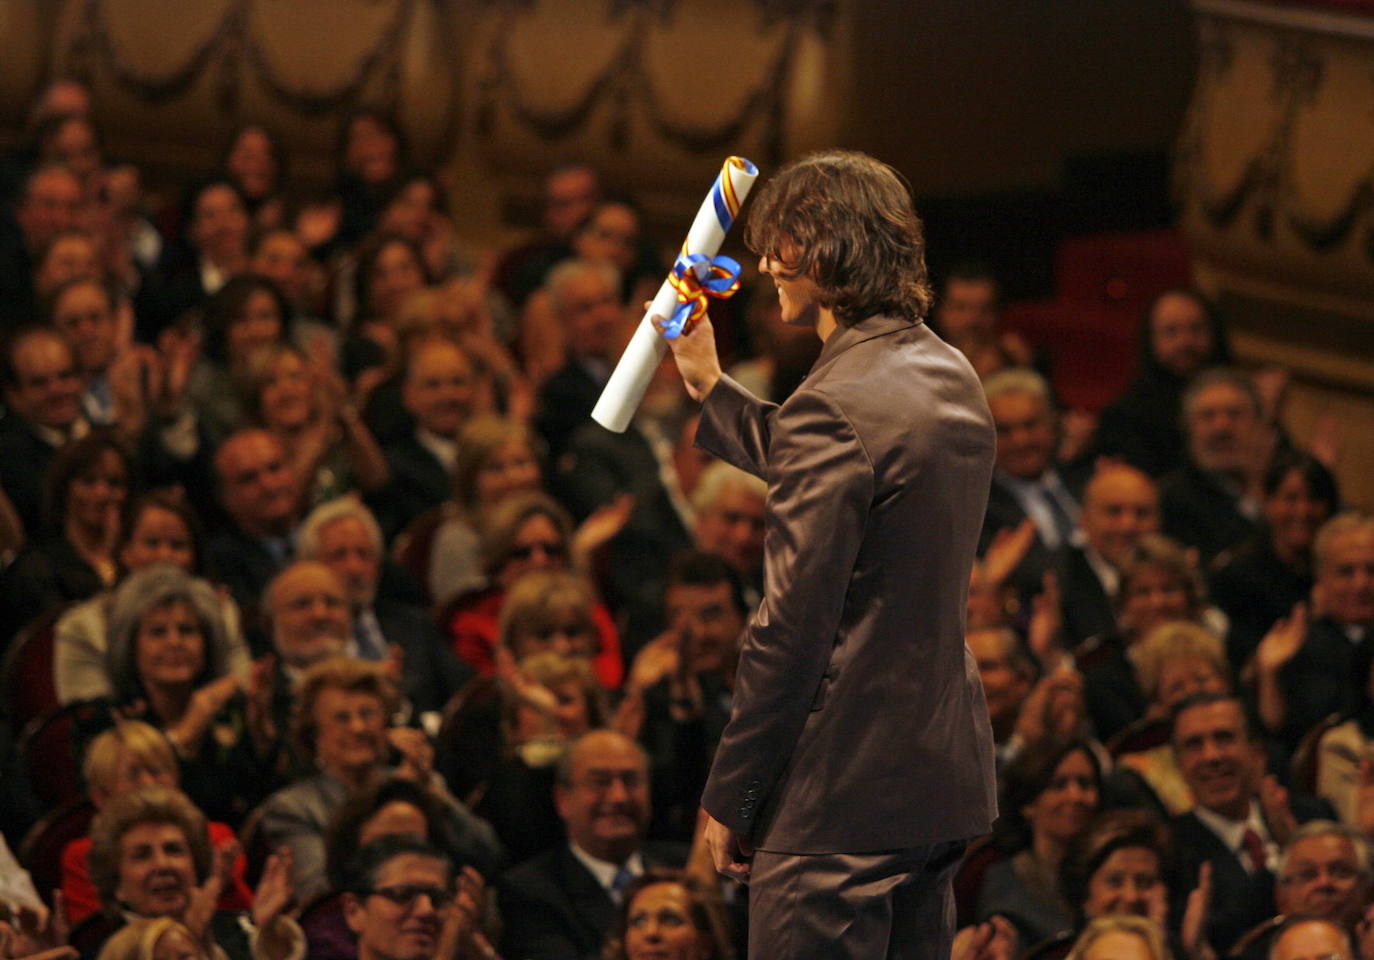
[661,156,756,339]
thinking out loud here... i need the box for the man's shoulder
[498,845,579,894]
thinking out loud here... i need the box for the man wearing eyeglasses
[344,835,469,960]
[497,729,682,960]
[1273,824,1371,944]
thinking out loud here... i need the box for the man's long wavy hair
[744,150,933,327]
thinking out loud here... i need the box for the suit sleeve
[699,387,873,837]
[694,375,779,480]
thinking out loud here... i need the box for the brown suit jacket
[697,314,999,853]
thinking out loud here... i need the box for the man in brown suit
[657,150,999,958]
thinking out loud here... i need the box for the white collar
[1083,546,1120,598]
[415,427,458,473]
[1192,798,1273,872]
[568,842,644,894]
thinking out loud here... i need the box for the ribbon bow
[662,252,742,339]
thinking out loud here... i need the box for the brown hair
[602,868,735,960]
[293,656,399,761]
[743,150,933,326]
[88,786,211,914]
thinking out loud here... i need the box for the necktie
[610,865,634,904]
[1039,482,1077,544]
[1241,828,1267,872]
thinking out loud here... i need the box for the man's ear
[343,892,364,934]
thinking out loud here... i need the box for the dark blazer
[978,469,1083,601]
[205,524,289,653]
[1209,536,1311,671]
[696,315,998,852]
[497,843,683,960]
[1271,617,1368,756]
[535,360,604,467]
[1160,461,1258,567]
[0,413,61,527]
[557,418,693,654]
[373,432,451,540]
[1170,795,1334,955]
[1056,546,1117,647]
[373,597,473,714]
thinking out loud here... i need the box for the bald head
[555,729,650,863]
[266,561,351,668]
[1081,465,1159,567]
[1269,918,1353,960]
[215,429,299,537]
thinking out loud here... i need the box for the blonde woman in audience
[1116,622,1231,815]
[1064,916,1173,960]
[96,917,207,960]
[62,722,254,927]
[243,342,388,509]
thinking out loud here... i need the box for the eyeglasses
[366,884,454,909]
[508,541,565,562]
[578,770,646,792]
[1280,863,1362,886]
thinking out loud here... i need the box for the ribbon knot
[662,251,742,339]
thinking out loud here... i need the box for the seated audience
[95,917,207,960]
[219,125,286,234]
[0,326,90,527]
[1317,647,1374,831]
[102,564,276,823]
[1167,692,1333,954]
[1059,810,1176,935]
[55,490,250,705]
[62,722,253,926]
[139,177,251,339]
[338,836,483,960]
[532,259,626,465]
[297,497,468,716]
[689,462,766,604]
[967,626,1036,768]
[1268,915,1357,960]
[1159,369,1266,567]
[1080,535,1211,743]
[497,729,682,960]
[305,779,494,960]
[1273,822,1371,940]
[84,785,301,960]
[1094,289,1230,479]
[617,551,747,841]
[976,739,1102,947]
[1059,464,1160,648]
[1063,915,1173,960]
[206,429,302,640]
[979,368,1084,598]
[602,869,736,960]
[370,336,476,539]
[1252,512,1374,760]
[445,493,622,687]
[1210,451,1339,671]
[186,274,293,446]
[931,262,1033,380]
[257,656,499,905]
[1113,621,1230,815]
[1,430,135,645]
[242,344,388,510]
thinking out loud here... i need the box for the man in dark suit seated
[1252,511,1374,758]
[1059,463,1159,649]
[1169,691,1334,955]
[207,428,302,646]
[0,326,88,524]
[371,336,475,540]
[534,259,624,468]
[618,551,748,842]
[1160,369,1264,568]
[497,729,681,960]
[0,164,83,330]
[341,835,463,960]
[298,496,471,716]
[1273,823,1371,944]
[978,367,1082,599]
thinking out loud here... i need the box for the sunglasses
[367,884,454,909]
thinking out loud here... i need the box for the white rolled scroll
[591,156,759,432]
